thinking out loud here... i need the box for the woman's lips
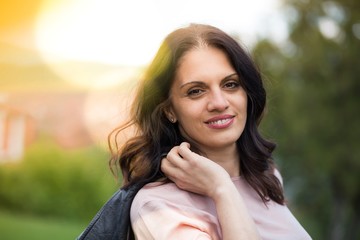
[205,115,235,129]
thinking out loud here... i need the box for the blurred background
[0,0,359,239]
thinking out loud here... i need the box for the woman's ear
[164,107,177,123]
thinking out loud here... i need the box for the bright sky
[35,0,286,66]
[34,0,287,143]
[0,0,287,145]
[1,0,287,89]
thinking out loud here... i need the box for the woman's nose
[207,89,229,112]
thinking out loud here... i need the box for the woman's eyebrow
[180,81,206,89]
[220,73,240,84]
[222,73,239,81]
[179,73,239,89]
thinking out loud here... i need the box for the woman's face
[167,46,248,152]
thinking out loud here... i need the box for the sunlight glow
[35,0,283,67]
[6,0,285,146]
[83,89,135,148]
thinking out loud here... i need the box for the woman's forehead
[174,47,235,83]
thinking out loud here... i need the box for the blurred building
[0,104,34,161]
[0,92,94,162]
[0,42,134,162]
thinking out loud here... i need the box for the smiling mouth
[205,116,234,129]
[207,118,231,125]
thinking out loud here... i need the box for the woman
[110,24,311,239]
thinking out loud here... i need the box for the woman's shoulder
[131,180,214,213]
[130,182,222,239]
[134,181,179,202]
[133,181,194,206]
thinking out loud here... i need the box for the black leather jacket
[76,184,142,240]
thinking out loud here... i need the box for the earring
[169,117,176,123]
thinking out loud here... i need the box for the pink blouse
[130,176,311,240]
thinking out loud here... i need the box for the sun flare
[34,0,282,89]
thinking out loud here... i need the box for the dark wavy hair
[109,23,284,205]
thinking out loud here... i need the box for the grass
[0,210,87,240]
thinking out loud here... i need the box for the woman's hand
[161,142,231,198]
[161,142,260,240]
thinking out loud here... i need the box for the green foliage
[253,0,360,239]
[0,139,118,221]
[0,209,86,240]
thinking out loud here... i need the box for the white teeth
[209,119,229,125]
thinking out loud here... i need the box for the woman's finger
[166,146,189,170]
[177,142,195,161]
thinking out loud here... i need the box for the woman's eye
[224,81,240,89]
[187,88,204,96]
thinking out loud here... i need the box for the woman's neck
[200,144,240,177]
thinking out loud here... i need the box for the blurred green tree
[0,139,117,221]
[253,0,360,239]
